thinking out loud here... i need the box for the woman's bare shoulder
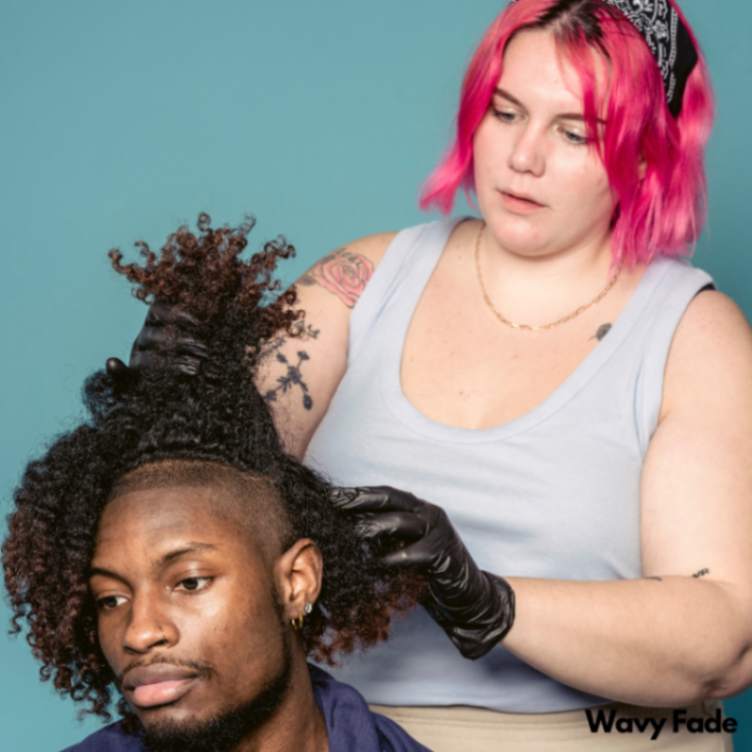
[661,289,752,420]
[348,230,399,263]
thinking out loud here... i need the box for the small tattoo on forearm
[592,323,612,341]
[645,568,710,583]
[301,247,374,308]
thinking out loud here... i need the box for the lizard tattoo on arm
[260,322,319,411]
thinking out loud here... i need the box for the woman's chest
[397,243,648,431]
[399,296,612,431]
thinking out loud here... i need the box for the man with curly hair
[2,215,429,752]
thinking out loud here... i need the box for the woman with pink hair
[124,1,751,749]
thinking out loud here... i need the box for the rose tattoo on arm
[300,247,374,308]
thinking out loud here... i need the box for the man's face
[89,480,296,745]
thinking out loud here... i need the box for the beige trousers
[370,700,735,751]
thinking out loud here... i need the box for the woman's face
[473,28,615,260]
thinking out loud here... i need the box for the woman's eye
[492,108,518,123]
[176,576,213,593]
[96,595,126,611]
[560,127,588,145]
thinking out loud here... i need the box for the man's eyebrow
[161,542,218,564]
[493,87,606,124]
[88,542,219,581]
[88,565,127,583]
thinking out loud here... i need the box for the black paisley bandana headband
[510,0,699,116]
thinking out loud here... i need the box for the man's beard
[140,615,294,752]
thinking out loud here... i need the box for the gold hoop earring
[290,601,314,630]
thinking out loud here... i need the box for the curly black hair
[2,213,421,722]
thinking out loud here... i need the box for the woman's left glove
[105,301,208,385]
[330,485,515,660]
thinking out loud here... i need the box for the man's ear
[273,538,323,622]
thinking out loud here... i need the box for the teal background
[1,1,750,749]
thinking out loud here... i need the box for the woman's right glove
[331,485,515,660]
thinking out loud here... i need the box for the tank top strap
[634,256,715,454]
[348,217,464,364]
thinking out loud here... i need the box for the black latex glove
[330,485,515,660]
[106,301,208,385]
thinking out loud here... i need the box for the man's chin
[141,716,239,752]
[136,702,204,728]
[140,697,283,752]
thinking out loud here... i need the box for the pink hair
[419,0,714,267]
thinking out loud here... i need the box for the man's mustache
[116,656,213,688]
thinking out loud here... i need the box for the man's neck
[232,660,327,752]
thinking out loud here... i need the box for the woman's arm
[501,290,752,706]
[254,232,395,459]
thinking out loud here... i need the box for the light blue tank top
[304,217,715,712]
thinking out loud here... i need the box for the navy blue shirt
[61,665,431,752]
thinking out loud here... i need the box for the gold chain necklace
[474,222,622,332]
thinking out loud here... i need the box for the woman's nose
[123,594,178,654]
[508,124,546,177]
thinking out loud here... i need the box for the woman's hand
[330,485,515,659]
[106,301,208,383]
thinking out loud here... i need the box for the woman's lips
[499,190,546,214]
[131,677,198,708]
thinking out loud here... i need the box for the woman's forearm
[501,575,752,706]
